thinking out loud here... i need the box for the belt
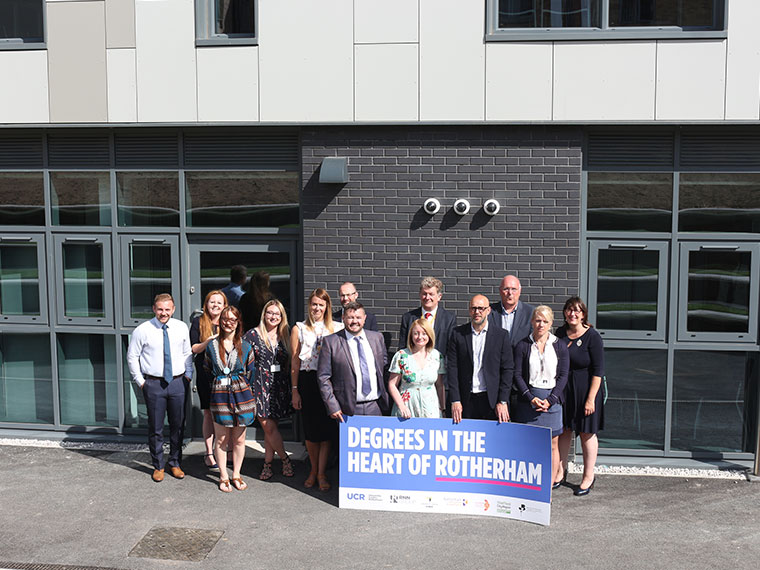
[145,374,185,380]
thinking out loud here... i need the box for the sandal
[231,477,248,491]
[205,453,219,472]
[304,473,317,488]
[281,456,294,477]
[260,462,273,481]
[218,478,232,493]
[318,475,330,492]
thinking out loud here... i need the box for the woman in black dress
[190,289,228,470]
[243,299,294,481]
[556,296,605,496]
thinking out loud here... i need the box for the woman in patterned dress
[206,306,255,492]
[387,318,445,418]
[243,299,294,481]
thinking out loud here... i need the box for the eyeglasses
[339,292,357,298]
[222,318,238,324]
[501,287,519,293]
[265,311,281,317]
[470,306,489,312]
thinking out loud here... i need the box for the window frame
[195,0,258,47]
[0,233,48,325]
[0,0,46,50]
[486,0,728,42]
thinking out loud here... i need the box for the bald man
[332,281,378,331]
[488,275,535,347]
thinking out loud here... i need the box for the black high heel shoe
[574,478,595,496]
[552,468,568,490]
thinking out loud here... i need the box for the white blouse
[527,332,559,389]
[295,320,344,371]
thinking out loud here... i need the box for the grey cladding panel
[183,130,299,170]
[48,134,111,168]
[0,134,44,168]
[115,133,179,168]
[680,130,760,169]
[587,131,675,169]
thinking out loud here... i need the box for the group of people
[127,273,604,498]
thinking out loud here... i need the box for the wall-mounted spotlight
[423,198,441,215]
[483,199,500,216]
[453,199,471,216]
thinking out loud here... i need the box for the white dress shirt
[527,333,559,389]
[346,330,379,403]
[127,317,193,387]
[471,324,488,393]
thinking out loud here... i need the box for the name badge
[271,364,281,373]
[219,376,230,387]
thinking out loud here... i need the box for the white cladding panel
[135,0,197,122]
[553,42,656,121]
[197,47,259,122]
[107,49,138,123]
[656,41,727,121]
[259,0,353,122]
[354,0,418,44]
[725,0,760,120]
[355,44,418,121]
[0,51,49,124]
[419,0,485,121]
[486,43,552,121]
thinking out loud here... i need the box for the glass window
[56,236,113,325]
[679,173,760,233]
[609,0,723,28]
[587,172,673,233]
[124,240,175,322]
[0,334,53,424]
[0,238,45,322]
[196,0,256,43]
[498,0,600,28]
[57,334,118,427]
[672,350,758,453]
[186,171,299,228]
[122,335,149,431]
[51,172,111,226]
[0,0,44,44]
[0,173,44,225]
[117,172,180,227]
[599,348,667,451]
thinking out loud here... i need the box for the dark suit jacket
[446,323,514,410]
[318,329,389,416]
[488,300,536,347]
[333,308,378,332]
[398,305,456,354]
[513,335,569,407]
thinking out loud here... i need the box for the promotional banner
[339,416,552,525]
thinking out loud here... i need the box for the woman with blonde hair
[290,288,343,491]
[387,318,445,418]
[190,289,228,470]
[244,299,294,480]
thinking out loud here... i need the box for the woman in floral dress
[388,318,445,418]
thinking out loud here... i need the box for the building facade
[0,0,758,466]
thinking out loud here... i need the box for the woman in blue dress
[387,318,445,418]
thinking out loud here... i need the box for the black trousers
[462,392,496,421]
[143,376,188,470]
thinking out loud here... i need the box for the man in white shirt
[318,301,389,421]
[127,293,193,482]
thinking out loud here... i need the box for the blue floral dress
[389,348,445,418]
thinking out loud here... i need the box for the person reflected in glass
[513,306,569,491]
[205,306,256,492]
[290,288,343,491]
[556,296,605,496]
[243,299,294,481]
[388,318,445,418]
[220,264,247,308]
[240,270,273,332]
[190,290,228,471]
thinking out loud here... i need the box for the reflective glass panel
[498,0,601,28]
[0,334,53,424]
[0,243,40,316]
[609,0,723,29]
[587,172,672,232]
[215,0,255,35]
[0,0,44,41]
[686,250,750,334]
[0,173,44,225]
[672,350,758,453]
[122,335,149,430]
[57,334,118,427]
[62,243,105,318]
[128,243,172,320]
[679,173,760,233]
[51,172,111,226]
[117,172,180,227]
[596,248,660,331]
[599,348,666,450]
[186,172,299,228]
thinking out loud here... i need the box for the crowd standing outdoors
[127,274,605,497]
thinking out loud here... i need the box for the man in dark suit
[318,301,389,421]
[398,276,456,353]
[488,274,535,347]
[448,294,513,423]
[332,281,378,331]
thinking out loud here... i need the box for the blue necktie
[355,336,372,397]
[162,324,173,382]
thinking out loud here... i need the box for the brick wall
[300,126,582,348]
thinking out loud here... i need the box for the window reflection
[0,243,40,316]
[588,172,672,232]
[679,173,760,233]
[609,0,722,29]
[215,0,255,35]
[128,244,173,320]
[122,335,149,430]
[498,0,601,28]
[0,334,53,424]
[62,243,105,318]
[596,248,660,331]
[0,173,44,225]
[51,172,111,226]
[117,173,179,227]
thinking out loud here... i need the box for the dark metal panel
[0,132,44,168]
[183,129,299,170]
[587,131,675,169]
[114,132,180,169]
[47,133,110,168]
[680,129,760,169]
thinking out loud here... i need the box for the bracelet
[291,386,298,390]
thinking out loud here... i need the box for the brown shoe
[152,469,165,482]
[169,466,185,479]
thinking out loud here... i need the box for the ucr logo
[347,493,366,500]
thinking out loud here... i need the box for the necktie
[425,312,432,320]
[162,324,173,382]
[355,336,372,397]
